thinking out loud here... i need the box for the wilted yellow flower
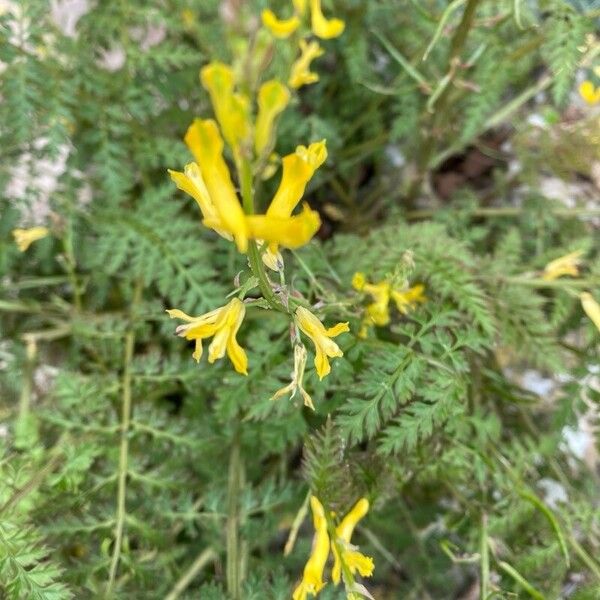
[166,298,248,375]
[255,80,291,156]
[295,306,349,379]
[331,498,374,585]
[579,80,600,105]
[293,496,330,600]
[184,119,249,252]
[271,344,314,409]
[261,9,300,38]
[200,62,250,152]
[289,39,324,89]
[391,284,427,314]
[309,0,344,39]
[12,227,49,252]
[542,250,584,281]
[580,292,600,332]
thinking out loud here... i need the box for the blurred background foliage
[1,0,599,598]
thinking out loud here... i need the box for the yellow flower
[184,119,249,252]
[289,39,324,89]
[542,250,584,281]
[579,80,600,105]
[181,8,195,28]
[331,498,374,585]
[352,272,391,327]
[271,344,314,409]
[168,163,232,242]
[12,227,49,252]
[166,298,248,375]
[293,496,330,600]
[390,284,427,315]
[580,292,600,333]
[255,80,291,156]
[309,0,345,39]
[258,140,326,270]
[261,9,300,38]
[295,306,349,379]
[200,62,250,152]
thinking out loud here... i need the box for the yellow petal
[326,322,350,337]
[344,549,374,578]
[391,284,426,314]
[12,227,49,252]
[246,203,321,249]
[200,62,250,150]
[289,39,325,89]
[542,250,583,281]
[267,140,327,219]
[580,292,600,332]
[261,9,300,38]
[166,308,196,322]
[184,119,249,252]
[310,0,345,39]
[352,272,366,291]
[336,498,369,543]
[261,244,284,271]
[192,339,203,363]
[579,80,600,105]
[255,80,291,155]
[293,0,307,15]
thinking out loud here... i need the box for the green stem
[164,547,217,600]
[479,513,489,600]
[106,280,142,597]
[226,433,243,600]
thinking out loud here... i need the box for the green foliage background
[1,0,599,598]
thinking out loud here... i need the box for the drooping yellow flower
[579,80,600,105]
[200,62,250,152]
[580,292,600,333]
[293,496,330,600]
[166,298,248,375]
[331,498,374,585]
[168,163,232,242]
[542,250,584,281]
[391,284,427,315]
[271,344,314,409]
[259,140,327,270]
[12,227,49,252]
[295,306,349,379]
[184,119,249,252]
[255,80,291,156]
[309,0,345,39]
[261,8,300,38]
[352,272,392,329]
[289,39,324,89]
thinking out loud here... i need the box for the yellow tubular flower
[542,250,584,281]
[184,119,249,252]
[391,284,427,315]
[289,39,325,89]
[309,0,345,39]
[168,163,232,241]
[255,80,291,156]
[331,498,374,585]
[245,203,322,249]
[271,344,314,409]
[166,298,248,375]
[295,306,349,380]
[267,141,327,219]
[12,227,49,252]
[293,496,330,600]
[261,9,300,38]
[200,62,250,151]
[580,292,600,332]
[579,80,600,105]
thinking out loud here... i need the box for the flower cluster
[541,251,600,334]
[293,496,374,600]
[166,4,350,397]
[352,271,426,337]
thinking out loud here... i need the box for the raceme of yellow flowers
[293,496,374,600]
[166,2,351,403]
